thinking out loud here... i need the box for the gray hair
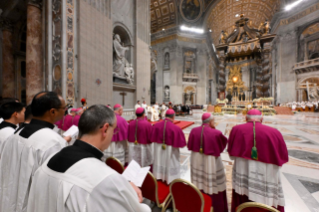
[203,115,214,124]
[78,105,115,138]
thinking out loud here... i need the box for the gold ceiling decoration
[206,0,280,46]
[150,0,177,33]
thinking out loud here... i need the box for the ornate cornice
[28,0,43,9]
[0,17,13,31]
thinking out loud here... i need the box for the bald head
[246,115,263,122]
[114,106,123,116]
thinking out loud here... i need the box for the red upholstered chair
[236,202,280,212]
[105,157,124,174]
[140,172,171,212]
[170,179,213,212]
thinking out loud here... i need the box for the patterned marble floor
[151,112,319,212]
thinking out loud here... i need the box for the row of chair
[106,157,280,212]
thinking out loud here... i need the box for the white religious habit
[231,157,285,208]
[191,153,226,194]
[0,121,17,157]
[135,103,141,111]
[27,140,151,212]
[161,105,167,119]
[0,118,3,123]
[0,119,68,212]
[142,103,148,114]
[153,104,159,113]
[151,106,159,122]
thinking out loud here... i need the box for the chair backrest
[170,179,204,212]
[140,172,158,204]
[236,202,280,212]
[105,157,124,174]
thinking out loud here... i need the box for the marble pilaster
[26,0,43,103]
[0,18,15,98]
[1,30,15,98]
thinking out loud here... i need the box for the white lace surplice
[153,143,180,184]
[127,143,153,167]
[232,157,285,208]
[102,140,128,165]
[190,152,226,195]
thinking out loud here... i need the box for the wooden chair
[170,179,213,212]
[236,202,280,212]
[140,172,171,212]
[105,157,124,174]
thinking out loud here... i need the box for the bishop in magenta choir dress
[150,109,186,184]
[228,109,288,212]
[102,104,128,164]
[127,107,153,167]
[188,113,228,212]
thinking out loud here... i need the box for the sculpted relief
[113,34,134,85]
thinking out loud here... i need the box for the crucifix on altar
[119,92,127,106]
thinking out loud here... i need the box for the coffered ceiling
[150,0,281,46]
[150,0,177,33]
[206,0,281,46]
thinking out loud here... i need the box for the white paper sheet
[63,125,79,138]
[122,160,150,187]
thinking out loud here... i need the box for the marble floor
[150,112,319,212]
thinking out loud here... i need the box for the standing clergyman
[228,109,288,212]
[188,113,228,212]
[150,109,186,184]
[102,104,128,165]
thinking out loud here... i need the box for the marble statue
[124,63,134,85]
[151,50,158,73]
[185,92,192,105]
[258,19,271,35]
[113,34,129,77]
[164,53,170,69]
[219,30,228,44]
[164,86,170,100]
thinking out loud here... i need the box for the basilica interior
[1,0,319,211]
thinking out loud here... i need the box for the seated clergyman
[27,105,151,212]
[228,109,288,212]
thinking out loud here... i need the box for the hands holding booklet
[122,160,150,187]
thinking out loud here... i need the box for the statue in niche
[164,52,170,69]
[151,50,158,72]
[124,63,134,85]
[184,92,193,105]
[164,86,170,100]
[113,34,129,78]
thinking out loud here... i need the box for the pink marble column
[2,28,15,98]
[26,1,43,104]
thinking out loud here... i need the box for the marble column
[26,0,43,104]
[0,19,15,98]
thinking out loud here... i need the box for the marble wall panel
[78,0,113,105]
[135,0,151,105]
[135,37,151,104]
[1,30,15,98]
[113,90,134,109]
[26,5,43,104]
